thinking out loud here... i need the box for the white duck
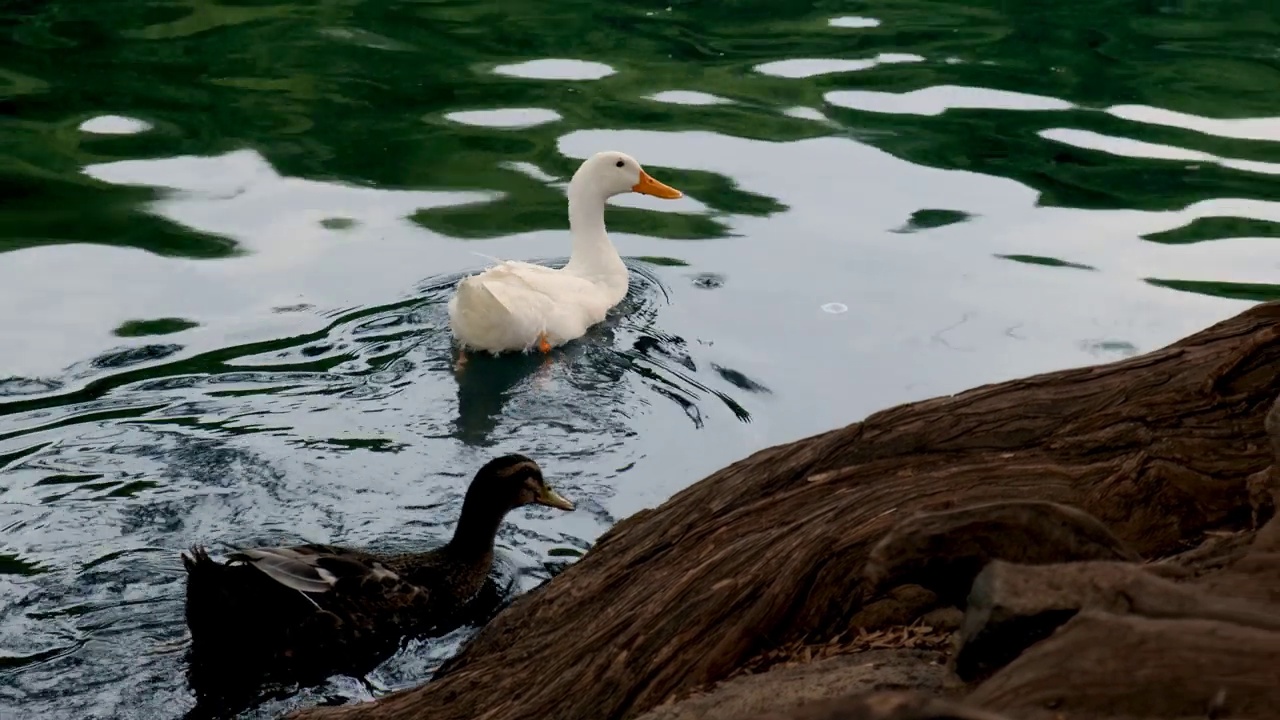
[447,151,683,356]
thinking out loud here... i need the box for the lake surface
[3,0,1279,717]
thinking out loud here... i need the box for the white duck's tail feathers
[455,276,517,316]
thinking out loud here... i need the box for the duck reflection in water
[448,297,635,446]
[451,345,556,446]
[179,454,573,718]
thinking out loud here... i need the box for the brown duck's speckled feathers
[180,454,573,700]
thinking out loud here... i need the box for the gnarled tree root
[290,303,1280,720]
[864,499,1141,605]
[967,611,1280,719]
[955,558,1280,682]
[737,690,1016,720]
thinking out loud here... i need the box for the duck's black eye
[615,160,624,167]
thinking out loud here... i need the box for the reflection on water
[4,0,1280,718]
[78,115,154,136]
[443,108,564,129]
[1106,104,1280,143]
[825,85,1075,116]
[646,91,734,106]
[491,59,617,80]
[754,53,925,78]
[828,17,882,29]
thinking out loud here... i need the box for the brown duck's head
[470,454,574,513]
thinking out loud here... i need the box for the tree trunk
[290,301,1280,720]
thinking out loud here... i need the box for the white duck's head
[570,151,683,201]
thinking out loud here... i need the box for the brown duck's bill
[632,170,683,199]
[536,486,575,511]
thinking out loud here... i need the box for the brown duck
[181,453,573,698]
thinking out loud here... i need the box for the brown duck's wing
[227,544,395,596]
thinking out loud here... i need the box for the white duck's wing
[499,266,616,332]
[449,260,620,351]
[486,262,600,307]
[462,262,553,313]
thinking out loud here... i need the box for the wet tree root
[290,301,1280,720]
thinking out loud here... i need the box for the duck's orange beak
[632,170,683,199]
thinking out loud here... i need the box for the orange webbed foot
[537,332,552,354]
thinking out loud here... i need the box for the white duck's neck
[563,181,626,279]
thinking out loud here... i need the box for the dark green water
[3,0,1280,717]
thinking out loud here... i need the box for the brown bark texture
[966,611,1280,718]
[953,558,1280,683]
[291,302,1280,720]
[735,690,1017,720]
[863,499,1141,604]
